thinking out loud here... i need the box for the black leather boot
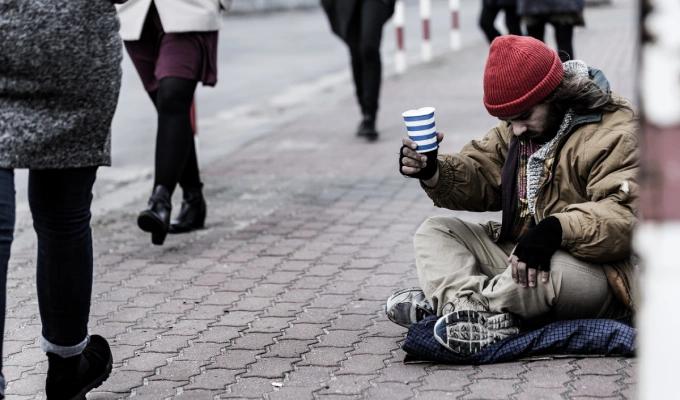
[45,335,113,400]
[169,186,207,234]
[137,185,171,245]
[356,113,378,139]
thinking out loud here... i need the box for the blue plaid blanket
[401,316,635,364]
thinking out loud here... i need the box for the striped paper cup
[402,107,437,153]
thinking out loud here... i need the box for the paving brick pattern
[3,1,637,398]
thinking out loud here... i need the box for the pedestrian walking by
[517,0,585,61]
[0,0,124,398]
[387,36,638,356]
[321,0,396,140]
[479,0,523,44]
[116,0,232,245]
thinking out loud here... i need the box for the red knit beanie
[483,35,563,117]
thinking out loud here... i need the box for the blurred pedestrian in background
[321,0,396,140]
[518,0,585,61]
[116,0,231,245]
[479,0,523,44]
[0,1,124,398]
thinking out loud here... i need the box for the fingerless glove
[399,146,438,181]
[513,216,563,271]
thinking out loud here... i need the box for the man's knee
[414,217,465,245]
[548,251,612,318]
[549,251,606,279]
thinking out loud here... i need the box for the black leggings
[479,2,523,44]
[346,0,392,117]
[149,77,202,195]
[526,22,575,62]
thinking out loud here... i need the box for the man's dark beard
[526,107,565,144]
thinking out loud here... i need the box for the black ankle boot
[137,185,172,245]
[45,335,113,400]
[169,186,206,234]
[356,114,378,139]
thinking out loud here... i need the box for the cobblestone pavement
[4,1,637,398]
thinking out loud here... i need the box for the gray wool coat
[0,0,123,169]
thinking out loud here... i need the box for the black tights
[149,77,202,196]
[479,2,523,44]
[346,0,392,117]
[526,22,575,62]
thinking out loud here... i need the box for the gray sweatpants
[414,217,622,320]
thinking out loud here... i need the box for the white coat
[116,0,232,41]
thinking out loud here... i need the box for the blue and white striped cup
[402,107,437,153]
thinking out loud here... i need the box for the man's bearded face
[500,103,564,144]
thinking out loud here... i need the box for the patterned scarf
[502,60,590,242]
[509,109,574,241]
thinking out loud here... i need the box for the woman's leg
[30,167,113,398]
[153,77,198,195]
[29,167,97,349]
[553,23,575,61]
[479,2,502,43]
[0,169,15,398]
[170,136,207,234]
[525,21,546,43]
[178,138,202,191]
[137,77,197,244]
[357,0,391,119]
[147,88,201,192]
[503,5,523,36]
[346,6,364,115]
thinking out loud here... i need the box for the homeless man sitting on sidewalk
[386,35,639,357]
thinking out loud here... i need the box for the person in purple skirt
[116,0,231,245]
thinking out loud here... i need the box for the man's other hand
[400,131,444,185]
[508,216,563,288]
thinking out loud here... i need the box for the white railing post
[638,0,680,398]
[394,0,407,74]
[449,0,461,51]
[420,0,432,62]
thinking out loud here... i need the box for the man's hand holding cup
[400,107,442,185]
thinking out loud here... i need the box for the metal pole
[420,0,432,62]
[395,0,407,74]
[637,0,680,398]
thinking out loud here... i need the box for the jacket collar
[565,66,610,131]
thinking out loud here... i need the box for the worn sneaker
[433,310,520,356]
[385,288,435,328]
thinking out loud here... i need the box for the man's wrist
[539,216,563,243]
[421,169,439,188]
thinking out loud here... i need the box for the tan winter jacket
[422,90,639,313]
